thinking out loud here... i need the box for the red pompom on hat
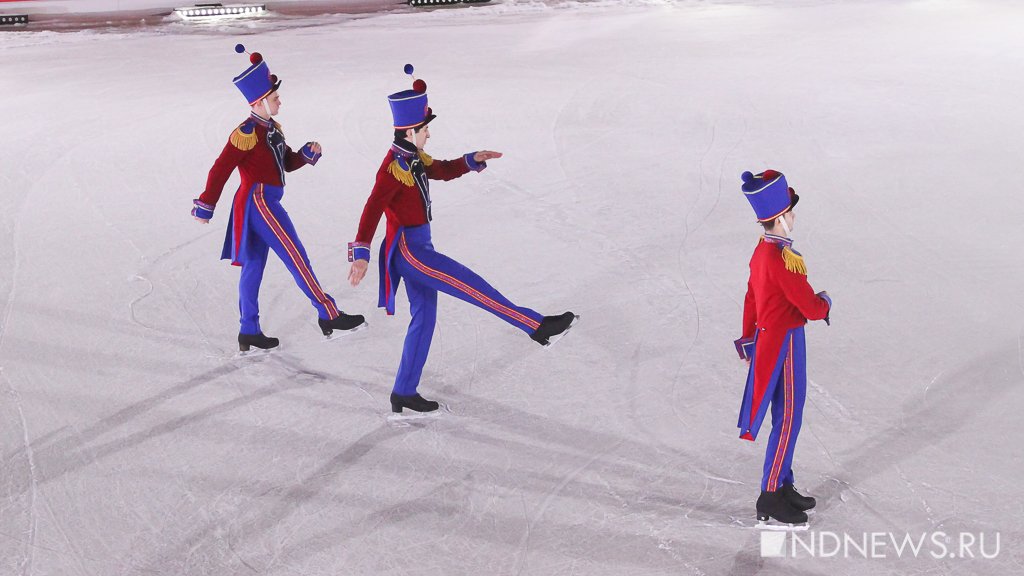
[413,79,427,93]
[232,44,282,106]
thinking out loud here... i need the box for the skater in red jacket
[347,65,578,414]
[734,169,832,529]
[192,44,365,353]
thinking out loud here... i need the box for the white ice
[2,1,1023,574]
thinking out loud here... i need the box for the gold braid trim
[229,125,258,151]
[418,151,433,166]
[782,246,807,275]
[388,160,415,186]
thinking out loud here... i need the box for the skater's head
[395,124,431,150]
[741,169,800,235]
[253,90,281,118]
[761,209,796,236]
[232,44,282,114]
[388,64,436,146]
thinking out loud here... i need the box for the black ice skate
[756,490,809,531]
[530,311,580,347]
[318,312,367,339]
[781,484,816,512]
[390,392,440,414]
[238,332,280,353]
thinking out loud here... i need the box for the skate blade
[322,321,369,342]
[237,347,277,358]
[543,315,580,348]
[386,403,451,425]
[756,520,809,532]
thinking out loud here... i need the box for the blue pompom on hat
[389,63,435,130]
[232,44,281,105]
[741,169,799,222]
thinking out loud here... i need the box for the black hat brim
[416,113,436,129]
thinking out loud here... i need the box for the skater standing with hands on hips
[733,169,832,529]
[347,64,578,415]
[192,44,365,353]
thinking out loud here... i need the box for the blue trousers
[391,226,543,396]
[238,184,340,335]
[761,327,807,492]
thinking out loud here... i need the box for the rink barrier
[0,14,28,25]
[174,3,265,18]
[408,0,491,6]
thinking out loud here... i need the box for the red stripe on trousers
[768,337,795,491]
[253,187,338,318]
[398,235,540,330]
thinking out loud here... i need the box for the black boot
[530,311,579,346]
[390,392,440,414]
[781,484,816,512]
[318,312,366,336]
[756,490,808,526]
[238,332,279,352]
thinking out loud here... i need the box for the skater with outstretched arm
[347,65,578,414]
[192,44,365,352]
[734,169,832,529]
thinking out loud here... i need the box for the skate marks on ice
[0,352,382,574]
[135,423,407,575]
[665,119,749,427]
[0,368,43,576]
[0,359,268,576]
[127,229,222,341]
[412,390,755,564]
[807,341,1024,514]
[0,140,35,574]
[136,386,759,574]
[0,355,347,501]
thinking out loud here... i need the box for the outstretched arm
[425,150,502,181]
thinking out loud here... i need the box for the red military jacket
[350,142,474,315]
[200,113,314,265]
[741,235,830,338]
[738,234,831,440]
[199,113,311,209]
[353,146,471,246]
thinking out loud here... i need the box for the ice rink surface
[2,0,1023,574]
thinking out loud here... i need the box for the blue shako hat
[741,169,800,222]
[389,64,435,130]
[232,44,281,105]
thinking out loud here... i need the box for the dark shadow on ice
[2,359,247,464]
[137,423,404,574]
[807,345,1022,512]
[2,358,369,500]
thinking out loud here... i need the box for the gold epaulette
[388,160,415,186]
[229,122,258,151]
[782,246,807,275]
[418,151,433,166]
